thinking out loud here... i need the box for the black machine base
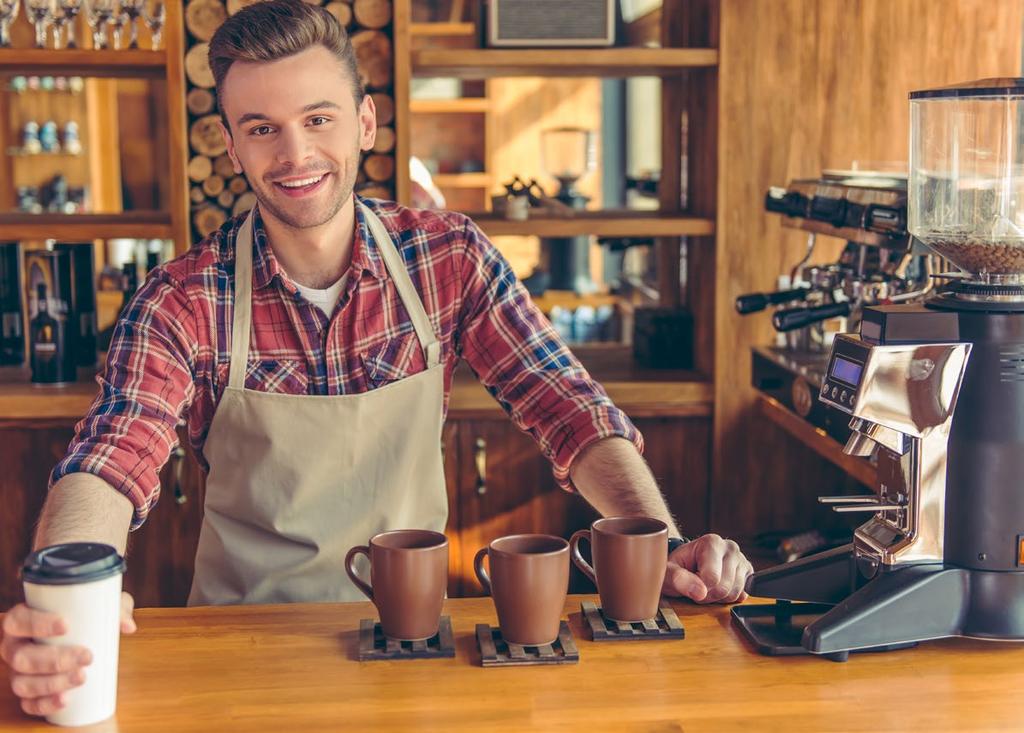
[738,544,1024,659]
[731,601,916,662]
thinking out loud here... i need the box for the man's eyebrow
[302,100,341,113]
[235,102,340,127]
[236,112,270,127]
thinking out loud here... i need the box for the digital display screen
[831,357,864,385]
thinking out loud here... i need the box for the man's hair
[208,0,365,131]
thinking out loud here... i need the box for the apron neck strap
[227,209,256,390]
[358,201,442,368]
[227,203,442,391]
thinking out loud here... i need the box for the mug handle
[344,545,373,601]
[569,529,597,585]
[473,547,491,594]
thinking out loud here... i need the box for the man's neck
[259,197,357,289]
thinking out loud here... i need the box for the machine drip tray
[731,600,917,662]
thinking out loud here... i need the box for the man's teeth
[279,175,325,188]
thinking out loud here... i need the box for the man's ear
[358,94,377,152]
[217,119,244,174]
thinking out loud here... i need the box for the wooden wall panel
[713,0,1024,537]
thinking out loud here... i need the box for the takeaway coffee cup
[570,516,668,622]
[21,543,127,727]
[345,529,448,641]
[473,534,569,646]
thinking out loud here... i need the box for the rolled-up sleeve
[454,217,643,488]
[49,269,198,530]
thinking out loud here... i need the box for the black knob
[772,301,851,332]
[735,287,810,315]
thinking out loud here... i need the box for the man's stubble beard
[243,149,360,230]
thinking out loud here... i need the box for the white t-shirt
[294,272,349,317]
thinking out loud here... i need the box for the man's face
[218,45,375,230]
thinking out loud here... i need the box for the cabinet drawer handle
[171,446,187,505]
[474,437,487,496]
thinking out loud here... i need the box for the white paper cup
[22,543,126,727]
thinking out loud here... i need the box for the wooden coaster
[582,601,685,641]
[358,616,455,661]
[476,621,579,667]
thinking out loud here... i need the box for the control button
[831,386,838,398]
[840,390,848,403]
[821,383,829,395]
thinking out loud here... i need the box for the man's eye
[250,125,273,136]
[309,116,330,126]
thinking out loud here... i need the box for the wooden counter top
[1,595,1021,732]
[0,349,712,425]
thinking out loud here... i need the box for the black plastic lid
[910,78,1024,100]
[22,543,126,586]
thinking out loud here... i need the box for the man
[1,0,752,717]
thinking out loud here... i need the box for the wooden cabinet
[0,426,204,610]
[0,427,71,610]
[1,414,709,608]
[444,416,711,597]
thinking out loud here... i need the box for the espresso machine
[739,172,936,447]
[732,78,1024,660]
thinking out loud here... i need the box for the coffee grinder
[732,78,1024,660]
[532,127,596,294]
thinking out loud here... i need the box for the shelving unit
[0,48,168,78]
[410,48,719,77]
[395,0,719,379]
[0,6,189,255]
[409,98,491,113]
[470,212,715,238]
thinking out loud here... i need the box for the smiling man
[1,0,752,718]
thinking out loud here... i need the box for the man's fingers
[695,534,728,592]
[663,563,708,602]
[2,605,66,640]
[10,669,87,700]
[2,638,91,675]
[120,593,137,634]
[20,693,66,718]
[703,547,742,603]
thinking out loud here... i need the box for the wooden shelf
[432,172,491,188]
[410,22,477,37]
[0,48,168,78]
[0,346,714,423]
[757,394,877,487]
[471,211,715,238]
[411,48,718,78]
[410,98,491,113]
[0,379,98,427]
[0,212,174,240]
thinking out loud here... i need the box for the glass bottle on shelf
[31,283,72,384]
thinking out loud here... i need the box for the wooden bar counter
[1,595,1022,732]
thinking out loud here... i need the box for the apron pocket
[360,332,427,389]
[242,358,310,394]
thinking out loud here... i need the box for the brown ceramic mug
[473,534,569,646]
[570,516,668,622]
[345,529,448,641]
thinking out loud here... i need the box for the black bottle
[31,283,73,384]
[97,261,138,353]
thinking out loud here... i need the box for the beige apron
[188,202,449,605]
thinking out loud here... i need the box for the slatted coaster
[581,601,686,641]
[475,621,579,667]
[358,616,456,661]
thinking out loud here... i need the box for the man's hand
[1,592,136,718]
[662,534,753,604]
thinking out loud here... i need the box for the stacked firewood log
[184,0,396,239]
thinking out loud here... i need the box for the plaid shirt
[52,198,643,530]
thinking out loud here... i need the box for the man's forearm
[34,473,133,555]
[568,436,682,537]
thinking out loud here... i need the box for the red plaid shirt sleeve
[50,268,198,530]
[454,217,644,489]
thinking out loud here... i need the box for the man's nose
[274,126,314,167]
